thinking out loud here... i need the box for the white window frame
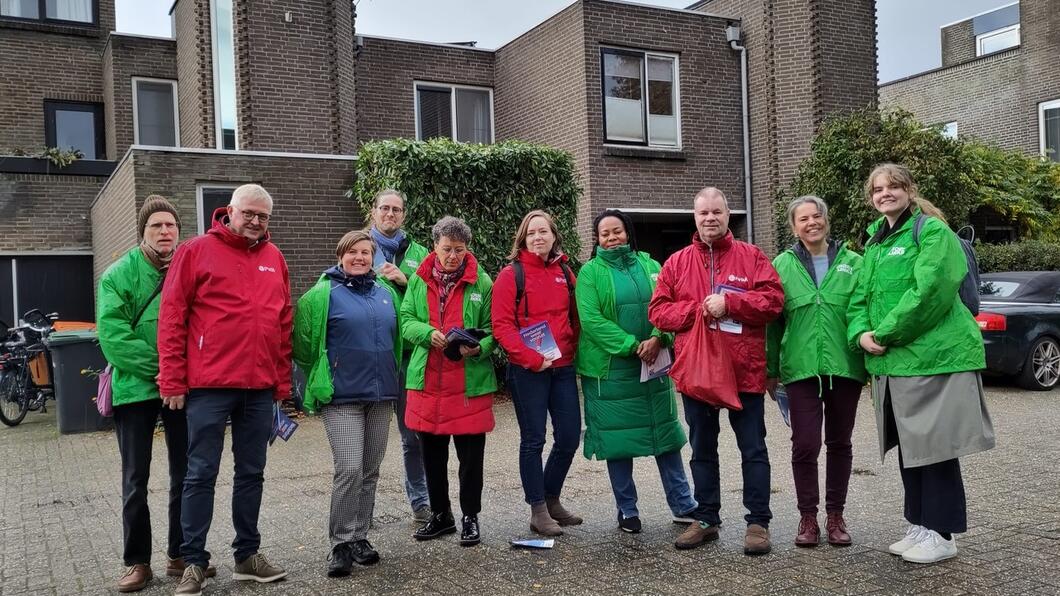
[209,0,238,151]
[1039,99,1060,161]
[131,77,181,147]
[412,81,495,144]
[975,24,1020,57]
[196,183,240,234]
[601,46,683,150]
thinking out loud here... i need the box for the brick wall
[942,19,976,68]
[0,173,103,252]
[102,34,178,159]
[90,155,138,281]
[172,0,214,149]
[89,148,358,295]
[356,36,495,142]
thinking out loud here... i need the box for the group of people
[95,162,994,595]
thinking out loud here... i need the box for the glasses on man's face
[238,209,271,223]
[377,205,404,214]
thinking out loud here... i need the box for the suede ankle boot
[530,503,563,536]
[545,496,583,526]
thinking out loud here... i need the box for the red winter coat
[157,208,293,400]
[648,231,784,394]
[492,250,579,371]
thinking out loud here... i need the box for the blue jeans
[507,365,581,506]
[181,388,273,567]
[683,393,772,527]
[394,366,429,510]
[606,450,697,519]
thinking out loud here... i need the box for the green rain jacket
[766,241,867,386]
[847,209,985,376]
[96,247,165,407]
[292,273,403,414]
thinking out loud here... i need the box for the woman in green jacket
[292,229,403,577]
[766,196,866,548]
[98,196,214,591]
[576,209,696,534]
[848,163,995,565]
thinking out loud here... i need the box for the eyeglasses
[237,209,271,223]
[377,205,404,214]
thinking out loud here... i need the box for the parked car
[975,271,1060,391]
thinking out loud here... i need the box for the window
[601,48,680,148]
[44,100,104,159]
[1,0,94,24]
[197,185,238,233]
[1040,99,1060,162]
[414,83,493,144]
[976,24,1020,56]
[941,122,958,140]
[133,78,180,147]
[210,0,237,150]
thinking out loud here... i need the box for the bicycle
[0,310,59,427]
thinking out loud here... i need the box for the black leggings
[419,432,486,517]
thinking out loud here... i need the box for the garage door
[1,255,95,325]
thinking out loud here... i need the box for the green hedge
[975,241,1060,273]
[351,138,582,276]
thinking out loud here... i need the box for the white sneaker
[888,524,928,555]
[901,529,957,564]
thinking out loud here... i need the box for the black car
[976,271,1060,391]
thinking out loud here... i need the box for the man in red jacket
[158,184,292,595]
[649,187,784,555]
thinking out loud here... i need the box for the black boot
[327,543,354,578]
[460,515,481,546]
[350,539,380,565]
[413,510,456,541]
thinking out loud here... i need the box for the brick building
[1,0,877,321]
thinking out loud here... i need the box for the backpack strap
[912,214,926,247]
[558,260,576,327]
[511,259,576,329]
[131,275,165,329]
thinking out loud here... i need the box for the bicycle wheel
[0,367,30,427]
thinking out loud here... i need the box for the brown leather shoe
[744,524,772,555]
[116,564,152,593]
[826,512,852,546]
[674,522,720,550]
[795,514,820,547]
[166,557,218,578]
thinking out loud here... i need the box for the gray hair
[785,195,829,226]
[694,186,729,208]
[230,184,274,210]
[373,188,406,208]
[431,216,472,245]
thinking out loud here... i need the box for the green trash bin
[45,330,112,434]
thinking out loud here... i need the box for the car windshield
[979,281,1021,298]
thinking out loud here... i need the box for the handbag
[669,313,742,410]
[97,277,165,417]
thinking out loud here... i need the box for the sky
[116,0,1014,83]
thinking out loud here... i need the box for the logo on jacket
[469,292,483,302]
[258,265,276,272]
[650,273,659,282]
[405,259,418,268]
[836,264,853,274]
[555,277,566,284]
[728,274,748,283]
[888,247,906,256]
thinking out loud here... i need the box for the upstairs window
[133,78,180,147]
[976,24,1020,56]
[1040,99,1060,163]
[942,122,958,140]
[601,48,680,148]
[414,82,494,144]
[44,100,104,159]
[1,0,95,24]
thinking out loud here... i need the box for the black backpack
[511,260,576,328]
[912,215,981,316]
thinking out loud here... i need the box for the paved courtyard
[1,383,1057,596]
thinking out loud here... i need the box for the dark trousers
[683,393,772,527]
[418,432,486,516]
[180,389,272,567]
[114,398,188,565]
[787,376,861,515]
[507,365,581,505]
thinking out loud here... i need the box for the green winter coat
[292,273,403,414]
[401,259,497,397]
[847,210,985,376]
[396,237,430,293]
[766,241,867,386]
[96,247,165,407]
[576,245,685,461]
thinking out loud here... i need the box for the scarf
[370,226,406,265]
[140,240,174,271]
[432,258,466,313]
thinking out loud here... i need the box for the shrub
[351,138,582,276]
[974,241,1060,273]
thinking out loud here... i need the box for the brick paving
[1,383,1057,595]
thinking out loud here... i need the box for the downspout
[726,23,753,244]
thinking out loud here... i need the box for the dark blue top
[324,266,399,404]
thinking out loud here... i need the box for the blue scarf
[370,226,406,266]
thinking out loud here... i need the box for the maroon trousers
[786,376,862,515]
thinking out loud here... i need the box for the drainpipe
[726,23,753,244]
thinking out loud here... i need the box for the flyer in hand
[640,347,673,382]
[443,327,487,361]
[270,402,298,445]
[519,321,562,361]
[715,284,746,334]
